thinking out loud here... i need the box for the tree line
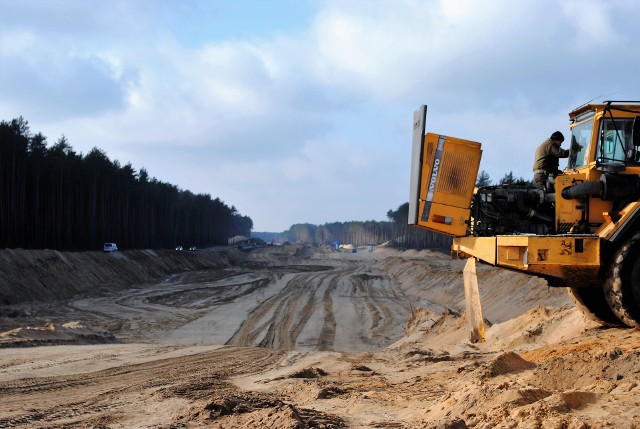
[254,202,453,251]
[255,169,533,251]
[0,117,252,251]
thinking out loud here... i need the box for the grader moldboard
[409,101,640,332]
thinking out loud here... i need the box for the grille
[436,151,475,197]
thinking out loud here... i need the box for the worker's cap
[550,131,565,142]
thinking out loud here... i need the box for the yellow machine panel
[417,133,481,236]
[598,201,640,240]
[452,237,497,264]
[408,105,482,237]
[454,234,601,280]
[555,172,612,229]
[496,235,599,268]
[555,173,587,227]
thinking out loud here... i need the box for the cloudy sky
[2,0,640,232]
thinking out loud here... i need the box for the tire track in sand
[226,272,323,349]
[0,347,285,428]
[227,265,360,351]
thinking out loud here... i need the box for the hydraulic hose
[516,192,554,223]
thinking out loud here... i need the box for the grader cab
[409,101,640,328]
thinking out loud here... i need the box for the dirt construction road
[2,244,640,428]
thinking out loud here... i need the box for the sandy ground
[1,244,640,428]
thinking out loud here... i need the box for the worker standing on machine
[532,131,570,191]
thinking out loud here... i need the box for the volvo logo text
[429,159,440,192]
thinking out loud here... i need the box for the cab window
[568,118,592,169]
[597,119,634,164]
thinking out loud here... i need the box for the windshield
[568,118,592,169]
[597,118,635,164]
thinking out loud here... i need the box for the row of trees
[255,202,452,251]
[259,169,533,251]
[279,221,398,248]
[0,117,252,251]
[1,114,531,252]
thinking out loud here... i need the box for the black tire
[568,287,622,326]
[604,232,640,328]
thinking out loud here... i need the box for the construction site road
[1,244,640,428]
[60,249,411,350]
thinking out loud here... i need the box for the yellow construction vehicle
[409,101,640,328]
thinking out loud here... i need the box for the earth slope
[1,245,638,428]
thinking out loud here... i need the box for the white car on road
[103,243,118,252]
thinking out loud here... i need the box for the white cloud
[561,0,622,50]
[0,28,38,56]
[3,0,640,231]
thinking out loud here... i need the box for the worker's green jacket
[532,138,569,173]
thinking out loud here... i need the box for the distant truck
[237,238,267,251]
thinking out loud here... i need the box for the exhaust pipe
[561,181,602,200]
[561,174,640,201]
[601,174,640,200]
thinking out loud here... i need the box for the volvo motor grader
[408,101,640,328]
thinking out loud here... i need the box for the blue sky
[2,0,640,232]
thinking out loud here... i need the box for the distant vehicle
[237,238,268,251]
[103,243,118,252]
[175,246,183,251]
[189,246,196,251]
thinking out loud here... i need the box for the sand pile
[0,248,232,305]
[0,321,116,347]
[1,245,640,428]
[386,300,640,428]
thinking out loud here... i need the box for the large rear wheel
[604,232,640,328]
[568,287,622,326]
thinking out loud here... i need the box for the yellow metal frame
[414,102,640,283]
[453,234,600,280]
[598,201,640,240]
